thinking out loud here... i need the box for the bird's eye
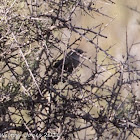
[78,50,83,54]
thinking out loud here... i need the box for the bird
[54,49,84,73]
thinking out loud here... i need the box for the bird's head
[69,49,84,57]
[73,48,84,54]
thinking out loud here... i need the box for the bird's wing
[53,59,63,68]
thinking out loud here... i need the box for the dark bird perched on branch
[54,49,84,73]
